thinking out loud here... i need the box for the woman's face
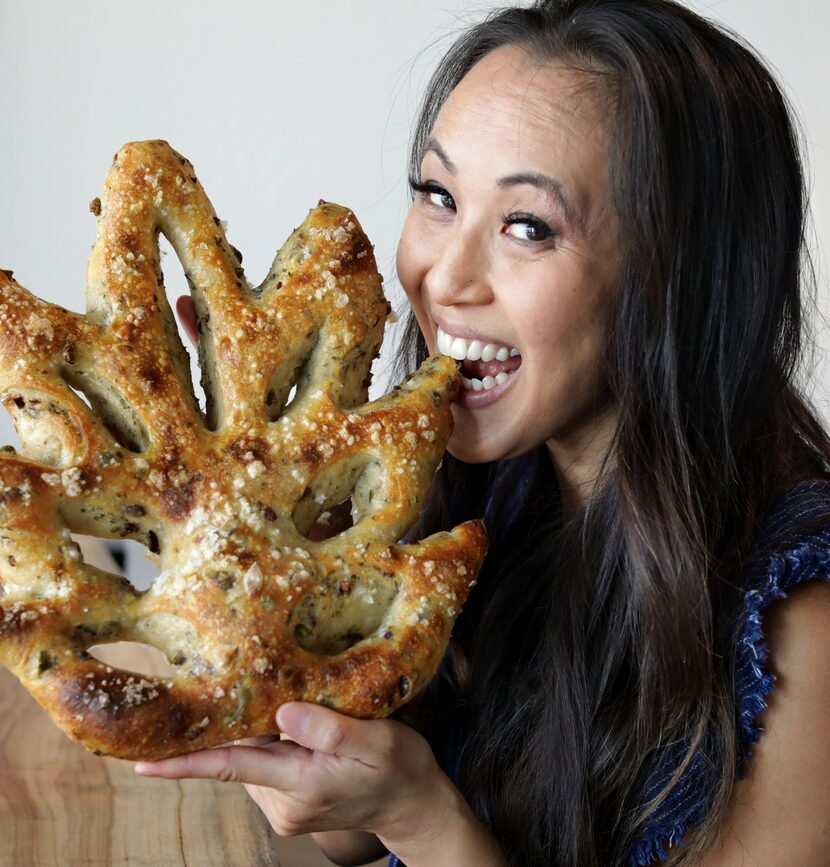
[396,45,622,465]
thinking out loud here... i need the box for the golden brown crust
[0,140,487,760]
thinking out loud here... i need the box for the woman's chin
[445,426,524,465]
[445,438,491,464]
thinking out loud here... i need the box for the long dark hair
[395,1,830,864]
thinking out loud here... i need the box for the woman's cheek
[395,212,421,292]
[396,225,434,341]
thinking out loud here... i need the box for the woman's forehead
[423,45,612,229]
[428,46,610,162]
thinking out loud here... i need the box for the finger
[306,499,355,541]
[276,702,389,764]
[175,295,198,347]
[243,781,277,813]
[134,740,308,787]
[232,735,278,747]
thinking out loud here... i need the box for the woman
[144,1,830,864]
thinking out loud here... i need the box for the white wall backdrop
[2,0,828,453]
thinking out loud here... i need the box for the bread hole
[60,366,149,453]
[289,573,398,656]
[86,641,176,677]
[64,382,92,410]
[114,537,162,592]
[306,498,354,541]
[159,255,200,411]
[265,331,318,421]
[71,532,160,593]
[82,613,212,678]
[293,457,383,539]
[178,242,223,431]
[0,415,23,455]
[266,383,299,422]
[157,234,213,428]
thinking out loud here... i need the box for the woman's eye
[503,214,554,243]
[408,178,455,211]
[429,188,455,210]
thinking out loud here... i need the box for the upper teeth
[436,327,519,362]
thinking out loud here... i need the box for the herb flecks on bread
[0,140,487,760]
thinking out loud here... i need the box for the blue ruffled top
[629,479,830,864]
[387,479,830,867]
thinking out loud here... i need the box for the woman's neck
[546,406,618,511]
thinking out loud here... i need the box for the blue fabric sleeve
[630,529,830,866]
[735,541,830,767]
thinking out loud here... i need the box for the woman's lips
[431,322,523,402]
[455,362,521,408]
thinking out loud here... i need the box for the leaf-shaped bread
[0,140,487,760]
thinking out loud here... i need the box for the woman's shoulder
[628,479,830,866]
[650,581,830,867]
[694,481,830,866]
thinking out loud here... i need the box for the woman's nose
[424,223,492,308]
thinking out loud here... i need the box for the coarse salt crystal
[61,467,83,497]
[243,562,264,596]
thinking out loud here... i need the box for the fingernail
[276,703,309,734]
[134,762,158,776]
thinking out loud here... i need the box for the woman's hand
[175,295,198,346]
[133,702,456,854]
[164,297,506,864]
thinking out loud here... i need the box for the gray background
[2,1,828,585]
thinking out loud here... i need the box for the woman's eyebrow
[423,138,456,173]
[497,172,577,226]
[423,140,579,228]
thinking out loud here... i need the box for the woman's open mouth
[435,325,522,403]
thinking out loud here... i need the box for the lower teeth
[462,371,512,391]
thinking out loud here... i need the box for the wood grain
[0,665,387,866]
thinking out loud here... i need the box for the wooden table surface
[0,662,387,867]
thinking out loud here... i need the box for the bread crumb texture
[0,140,487,760]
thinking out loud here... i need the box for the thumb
[175,294,198,347]
[276,702,376,762]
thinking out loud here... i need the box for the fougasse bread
[0,140,487,760]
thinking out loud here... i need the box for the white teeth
[437,330,452,355]
[449,337,468,360]
[461,369,517,391]
[435,327,518,362]
[479,344,496,363]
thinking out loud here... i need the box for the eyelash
[407,177,555,244]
